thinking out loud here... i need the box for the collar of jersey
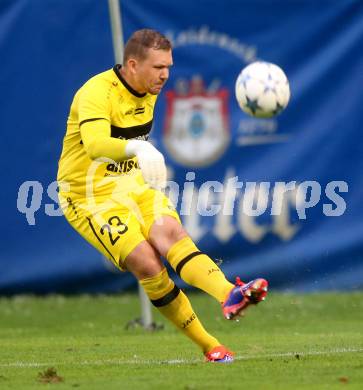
[113,64,147,98]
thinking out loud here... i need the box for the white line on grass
[1,347,362,368]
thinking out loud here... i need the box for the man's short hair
[123,29,172,64]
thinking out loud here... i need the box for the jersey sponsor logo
[163,76,230,167]
[106,159,139,174]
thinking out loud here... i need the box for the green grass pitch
[0,292,362,389]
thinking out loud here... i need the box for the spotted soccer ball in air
[235,61,290,118]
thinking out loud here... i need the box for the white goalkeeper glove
[125,140,167,190]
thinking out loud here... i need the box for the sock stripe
[150,285,180,307]
[175,251,203,276]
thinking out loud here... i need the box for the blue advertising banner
[1,0,362,293]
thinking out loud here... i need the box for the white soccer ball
[235,61,290,118]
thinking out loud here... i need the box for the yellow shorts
[59,187,180,271]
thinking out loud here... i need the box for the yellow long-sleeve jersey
[57,65,157,198]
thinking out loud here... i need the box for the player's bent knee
[169,219,188,242]
[149,216,188,256]
[124,240,163,280]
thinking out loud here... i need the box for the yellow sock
[140,268,220,353]
[167,237,235,303]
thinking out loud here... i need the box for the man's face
[134,48,173,95]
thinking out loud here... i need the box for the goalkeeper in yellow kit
[57,29,268,363]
